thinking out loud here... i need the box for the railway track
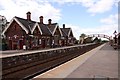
[2,43,102,80]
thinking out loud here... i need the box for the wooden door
[42,39,45,48]
[19,40,23,49]
[13,44,17,50]
[9,40,12,50]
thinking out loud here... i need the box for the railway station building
[2,12,75,50]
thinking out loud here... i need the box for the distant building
[2,12,75,50]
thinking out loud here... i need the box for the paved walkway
[33,43,118,79]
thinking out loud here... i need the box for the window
[47,39,50,45]
[14,25,16,30]
[52,40,54,44]
[39,39,41,44]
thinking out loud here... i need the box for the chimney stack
[26,11,31,21]
[63,24,65,28]
[40,16,43,24]
[48,19,52,25]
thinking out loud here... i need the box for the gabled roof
[47,23,63,36]
[2,16,29,36]
[2,16,37,36]
[60,28,73,37]
[15,16,36,33]
[2,15,71,38]
[38,23,52,36]
[47,23,57,33]
[31,23,42,35]
[60,28,68,37]
[2,16,52,36]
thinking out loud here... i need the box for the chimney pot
[48,19,52,25]
[26,11,31,21]
[63,24,65,28]
[40,16,43,24]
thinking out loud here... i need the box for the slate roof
[38,23,52,36]
[15,16,36,32]
[60,28,68,37]
[5,16,71,37]
[15,16,52,36]
[60,28,71,37]
[47,23,58,33]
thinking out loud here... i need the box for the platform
[33,43,118,79]
[0,43,94,58]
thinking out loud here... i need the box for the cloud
[100,14,118,24]
[64,23,118,40]
[63,13,118,40]
[0,0,61,23]
[87,0,114,15]
[60,23,86,40]
[81,14,118,38]
[63,24,82,40]
[81,24,117,35]
[52,0,118,15]
[0,0,118,39]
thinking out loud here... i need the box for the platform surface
[0,44,89,58]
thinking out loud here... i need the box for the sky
[0,0,119,40]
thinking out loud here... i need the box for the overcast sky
[0,0,119,39]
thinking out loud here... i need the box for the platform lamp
[113,30,117,44]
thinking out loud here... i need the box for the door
[13,44,17,50]
[62,40,65,46]
[42,39,45,48]
[54,35,59,46]
[19,40,23,49]
[9,40,12,50]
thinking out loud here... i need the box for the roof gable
[15,16,36,33]
[60,28,68,37]
[2,17,29,36]
[31,23,42,35]
[68,29,74,37]
[60,28,71,37]
[47,23,62,36]
[38,23,52,36]
[48,23,57,33]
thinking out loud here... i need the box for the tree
[79,33,86,44]
[0,38,8,50]
[0,15,7,32]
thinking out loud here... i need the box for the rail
[1,43,102,79]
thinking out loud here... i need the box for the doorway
[42,39,45,48]
[19,40,23,49]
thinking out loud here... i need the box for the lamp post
[113,30,117,50]
[113,30,117,44]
